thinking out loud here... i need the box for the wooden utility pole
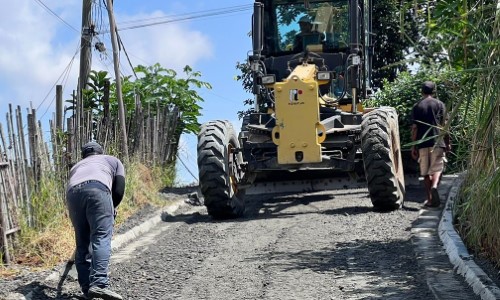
[78,0,93,149]
[55,85,63,131]
[106,0,129,159]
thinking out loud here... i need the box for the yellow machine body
[271,64,326,164]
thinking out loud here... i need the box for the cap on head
[298,15,312,24]
[81,142,104,158]
[422,81,435,95]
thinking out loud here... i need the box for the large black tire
[197,120,245,219]
[361,107,405,210]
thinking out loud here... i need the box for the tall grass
[456,69,500,265]
[452,2,500,267]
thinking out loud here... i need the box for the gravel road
[1,183,479,299]
[111,185,433,300]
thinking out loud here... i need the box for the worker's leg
[418,148,432,202]
[429,147,446,204]
[86,182,114,288]
[67,188,91,294]
[423,175,432,202]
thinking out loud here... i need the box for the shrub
[366,67,473,173]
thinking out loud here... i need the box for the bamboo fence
[0,85,182,264]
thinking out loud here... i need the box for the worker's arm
[411,124,417,142]
[411,124,418,160]
[112,175,125,208]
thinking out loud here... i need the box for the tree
[371,0,419,89]
[115,63,211,134]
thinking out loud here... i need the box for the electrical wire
[36,42,83,114]
[105,5,252,32]
[33,0,79,33]
[117,4,252,26]
[93,3,253,81]
[176,153,199,182]
[117,33,138,79]
[38,42,83,120]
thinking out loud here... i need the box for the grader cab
[197,0,405,218]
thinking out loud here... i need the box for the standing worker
[411,81,451,207]
[66,142,125,300]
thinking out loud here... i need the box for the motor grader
[197,0,405,218]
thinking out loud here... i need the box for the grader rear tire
[361,107,405,210]
[197,120,245,219]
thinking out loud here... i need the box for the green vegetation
[374,1,499,266]
[418,1,499,267]
[371,0,418,88]
[120,64,211,134]
[367,67,471,173]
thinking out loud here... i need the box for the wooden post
[15,107,30,216]
[101,80,110,145]
[67,117,74,168]
[56,85,63,132]
[0,161,12,264]
[106,0,129,159]
[134,94,144,157]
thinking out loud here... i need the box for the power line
[176,153,199,182]
[117,4,252,26]
[117,33,138,79]
[33,0,79,33]
[92,3,252,77]
[102,5,252,32]
[36,42,82,114]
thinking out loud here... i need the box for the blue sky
[0,1,254,185]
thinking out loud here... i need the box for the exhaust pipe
[251,3,264,98]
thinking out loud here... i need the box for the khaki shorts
[418,147,445,176]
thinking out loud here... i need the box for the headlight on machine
[261,74,276,85]
[316,71,333,81]
[316,71,336,85]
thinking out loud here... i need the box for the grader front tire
[197,120,245,219]
[361,107,405,210]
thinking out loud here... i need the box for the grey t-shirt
[67,154,125,192]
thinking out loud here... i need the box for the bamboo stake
[0,162,11,264]
[16,106,29,211]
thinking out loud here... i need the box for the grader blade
[246,177,366,196]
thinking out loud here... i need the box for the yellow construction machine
[197,0,405,218]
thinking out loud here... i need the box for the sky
[0,0,254,185]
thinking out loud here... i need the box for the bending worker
[66,142,125,300]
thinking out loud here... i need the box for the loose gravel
[0,181,493,300]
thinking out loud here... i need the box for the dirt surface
[0,182,492,300]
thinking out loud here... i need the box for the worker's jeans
[67,181,114,293]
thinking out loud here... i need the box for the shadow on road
[161,188,379,225]
[15,281,86,300]
[161,183,428,226]
[243,238,432,299]
[160,186,197,195]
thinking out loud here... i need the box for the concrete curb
[438,176,500,300]
[111,199,184,251]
